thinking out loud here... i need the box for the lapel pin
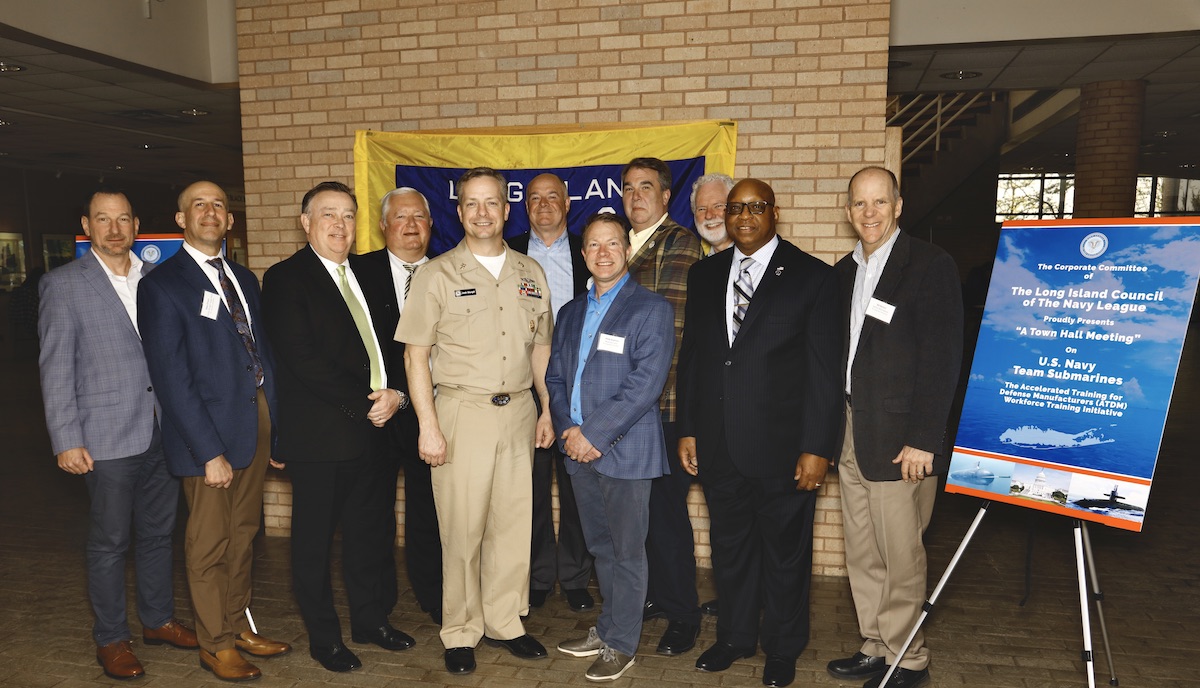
[775,266,784,276]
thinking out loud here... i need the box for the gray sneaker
[558,626,604,657]
[586,647,635,681]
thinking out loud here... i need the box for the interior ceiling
[0,28,1198,190]
[0,28,243,192]
[890,32,1200,177]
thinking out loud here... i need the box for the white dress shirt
[846,229,902,395]
[92,248,144,336]
[725,235,779,345]
[313,251,388,389]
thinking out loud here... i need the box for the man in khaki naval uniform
[397,167,555,676]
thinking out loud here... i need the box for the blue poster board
[946,218,1200,531]
[75,234,186,264]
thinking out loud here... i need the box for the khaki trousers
[181,388,270,652]
[431,391,535,648]
[839,404,937,670]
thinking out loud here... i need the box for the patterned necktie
[337,264,382,391]
[207,258,263,386]
[732,256,755,339]
[403,263,417,302]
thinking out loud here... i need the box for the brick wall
[241,0,892,577]
[1074,79,1144,218]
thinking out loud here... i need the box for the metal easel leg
[1073,521,1097,688]
[877,502,991,687]
[1080,522,1119,686]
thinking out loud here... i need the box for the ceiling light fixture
[180,108,209,116]
[0,61,26,73]
[940,70,982,80]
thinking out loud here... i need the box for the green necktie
[337,264,382,391]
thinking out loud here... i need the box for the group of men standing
[38,160,961,688]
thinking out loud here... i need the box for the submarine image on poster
[950,461,997,486]
[1072,485,1145,512]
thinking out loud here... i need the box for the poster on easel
[946,218,1200,532]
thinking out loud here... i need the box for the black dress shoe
[826,652,887,679]
[444,647,476,674]
[700,598,719,616]
[529,588,551,608]
[351,624,415,651]
[656,620,700,656]
[762,654,796,687]
[642,600,666,621]
[309,642,362,672]
[483,634,548,659]
[865,666,930,688]
[695,642,755,672]
[565,588,595,611]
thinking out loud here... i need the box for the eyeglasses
[725,201,774,215]
[696,203,727,215]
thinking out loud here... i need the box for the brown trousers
[181,389,271,652]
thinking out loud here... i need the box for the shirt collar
[182,240,222,271]
[732,234,780,267]
[91,248,143,279]
[588,271,630,305]
[629,213,669,241]
[852,228,901,268]
[530,228,569,250]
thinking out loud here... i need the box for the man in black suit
[508,172,595,613]
[357,187,442,623]
[678,178,842,688]
[261,181,416,673]
[825,167,963,688]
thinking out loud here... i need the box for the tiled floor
[1,324,1197,687]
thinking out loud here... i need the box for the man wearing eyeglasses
[677,178,842,687]
[691,173,735,257]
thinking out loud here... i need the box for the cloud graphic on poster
[1121,377,1146,403]
[1108,233,1200,276]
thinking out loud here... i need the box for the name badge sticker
[454,288,477,297]
[201,291,222,320]
[597,333,625,354]
[866,297,895,324]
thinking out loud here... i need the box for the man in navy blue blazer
[139,181,291,682]
[546,212,675,682]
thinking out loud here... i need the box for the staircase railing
[887,93,999,164]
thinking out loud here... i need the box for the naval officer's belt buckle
[490,394,512,406]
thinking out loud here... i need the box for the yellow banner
[353,120,737,254]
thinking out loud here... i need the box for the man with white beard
[691,173,735,257]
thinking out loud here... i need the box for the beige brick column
[1073,80,1145,218]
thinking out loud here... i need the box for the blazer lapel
[857,232,911,349]
[175,253,242,339]
[585,281,637,366]
[731,241,788,347]
[79,252,139,339]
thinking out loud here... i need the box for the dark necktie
[207,258,263,386]
[732,256,755,338]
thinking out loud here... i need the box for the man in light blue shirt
[547,212,675,681]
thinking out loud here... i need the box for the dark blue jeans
[83,429,178,646]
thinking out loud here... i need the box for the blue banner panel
[393,158,707,257]
[946,219,1200,531]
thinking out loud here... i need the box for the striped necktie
[732,256,755,339]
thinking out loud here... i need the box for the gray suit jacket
[38,251,159,461]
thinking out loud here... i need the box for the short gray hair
[379,187,431,219]
[690,173,735,213]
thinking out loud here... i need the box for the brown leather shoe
[235,630,292,657]
[199,648,262,682]
[96,640,145,680]
[143,619,199,649]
